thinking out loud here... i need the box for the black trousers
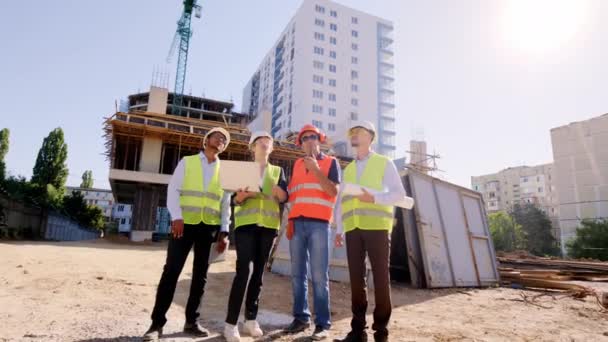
[346,229,392,338]
[150,223,219,327]
[225,224,277,325]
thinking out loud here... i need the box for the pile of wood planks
[498,255,608,308]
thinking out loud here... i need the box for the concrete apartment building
[471,164,560,238]
[111,203,171,236]
[242,0,396,158]
[551,113,608,253]
[66,187,114,222]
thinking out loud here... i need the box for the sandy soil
[1,240,607,342]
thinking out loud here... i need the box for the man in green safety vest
[334,121,405,342]
[143,127,232,342]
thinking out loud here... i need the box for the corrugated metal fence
[44,212,100,241]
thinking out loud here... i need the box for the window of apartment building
[329,51,336,59]
[351,98,358,106]
[315,18,325,27]
[328,108,336,117]
[352,30,358,38]
[537,176,540,181]
[315,5,325,13]
[523,177,528,182]
[330,37,337,45]
[351,56,358,64]
[351,84,358,92]
[352,17,358,24]
[328,93,336,102]
[313,89,323,99]
[351,43,358,51]
[330,23,337,31]
[314,32,325,41]
[288,101,292,114]
[313,120,323,129]
[329,79,336,87]
[350,112,358,120]
[313,74,323,84]
[538,187,543,193]
[312,104,323,113]
[118,205,124,212]
[351,70,358,79]
[330,10,337,17]
[329,64,336,73]
[313,46,324,55]
[489,192,496,198]
[313,60,324,69]
[328,123,336,131]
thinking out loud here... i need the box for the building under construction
[105,86,346,241]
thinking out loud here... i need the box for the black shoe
[183,322,209,337]
[142,325,163,342]
[284,319,311,334]
[334,330,368,342]
[311,325,330,340]
[373,333,388,342]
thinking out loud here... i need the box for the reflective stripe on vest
[341,153,394,233]
[234,164,282,229]
[287,156,338,221]
[179,154,224,226]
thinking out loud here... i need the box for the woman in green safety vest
[223,131,288,342]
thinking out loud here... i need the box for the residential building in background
[242,0,396,158]
[551,113,608,254]
[471,164,560,239]
[111,204,171,236]
[66,187,114,222]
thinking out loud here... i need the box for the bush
[566,219,608,261]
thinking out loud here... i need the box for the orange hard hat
[296,124,326,146]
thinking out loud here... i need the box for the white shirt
[166,152,231,232]
[335,151,406,234]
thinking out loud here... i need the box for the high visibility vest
[234,164,282,230]
[288,156,338,222]
[179,154,224,226]
[342,153,394,233]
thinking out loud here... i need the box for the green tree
[566,219,608,261]
[80,170,93,188]
[511,203,560,256]
[62,190,104,230]
[31,128,68,195]
[0,128,9,181]
[488,211,526,252]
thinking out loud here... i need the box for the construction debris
[497,254,608,310]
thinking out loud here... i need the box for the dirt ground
[1,240,607,342]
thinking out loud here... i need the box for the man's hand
[303,156,320,173]
[272,185,287,202]
[216,232,229,253]
[356,188,375,203]
[171,219,184,239]
[334,233,344,248]
[235,187,256,204]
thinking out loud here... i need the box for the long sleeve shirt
[166,152,231,232]
[335,151,405,234]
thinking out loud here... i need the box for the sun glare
[501,0,589,55]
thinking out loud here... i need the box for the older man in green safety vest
[334,121,405,342]
[143,127,232,342]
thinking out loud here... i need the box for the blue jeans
[289,219,331,329]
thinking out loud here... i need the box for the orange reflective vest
[288,156,337,222]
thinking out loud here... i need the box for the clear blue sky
[1,0,606,189]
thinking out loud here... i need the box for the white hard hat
[249,131,273,145]
[349,121,376,139]
[204,127,231,151]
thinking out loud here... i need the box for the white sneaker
[223,323,241,342]
[243,320,264,337]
